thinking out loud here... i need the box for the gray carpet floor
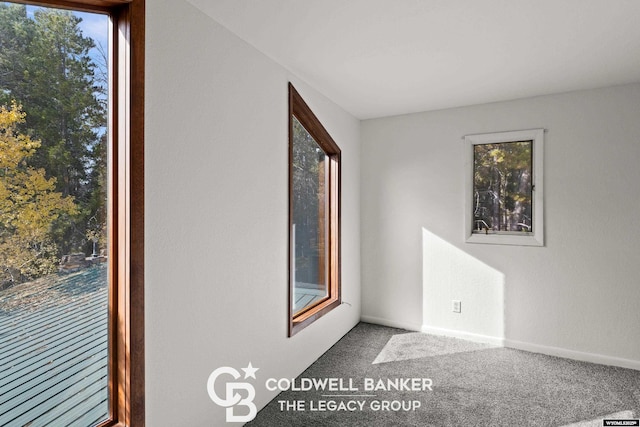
[248,322,640,426]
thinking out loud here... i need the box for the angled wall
[145,1,361,425]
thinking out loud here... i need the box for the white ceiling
[186,0,640,119]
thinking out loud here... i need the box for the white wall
[361,84,640,367]
[145,1,361,425]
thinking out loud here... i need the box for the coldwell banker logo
[207,363,259,422]
[207,363,433,423]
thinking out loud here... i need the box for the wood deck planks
[293,285,326,313]
[0,266,109,426]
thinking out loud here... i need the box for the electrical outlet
[452,300,461,313]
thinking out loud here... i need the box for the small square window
[464,129,544,246]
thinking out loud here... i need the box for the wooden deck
[0,266,109,427]
[293,283,326,313]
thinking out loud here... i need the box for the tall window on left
[0,2,111,425]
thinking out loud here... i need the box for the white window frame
[464,128,544,247]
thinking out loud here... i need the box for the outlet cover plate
[452,300,461,313]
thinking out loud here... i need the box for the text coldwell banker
[265,377,433,392]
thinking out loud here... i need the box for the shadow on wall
[422,228,505,345]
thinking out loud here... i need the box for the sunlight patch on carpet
[372,332,495,364]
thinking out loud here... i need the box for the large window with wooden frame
[288,83,340,336]
[0,0,143,426]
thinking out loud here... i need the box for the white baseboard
[360,315,422,332]
[504,338,640,371]
[364,317,640,371]
[420,325,505,347]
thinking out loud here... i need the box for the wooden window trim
[288,83,341,337]
[16,0,131,12]
[8,1,145,425]
[108,1,145,425]
[111,1,145,425]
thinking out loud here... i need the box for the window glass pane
[473,141,533,234]
[0,2,110,425]
[292,116,329,315]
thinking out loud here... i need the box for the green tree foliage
[0,3,34,99]
[292,117,327,284]
[0,3,106,264]
[473,141,532,232]
[0,103,77,285]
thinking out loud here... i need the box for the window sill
[465,232,544,246]
[290,296,341,336]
